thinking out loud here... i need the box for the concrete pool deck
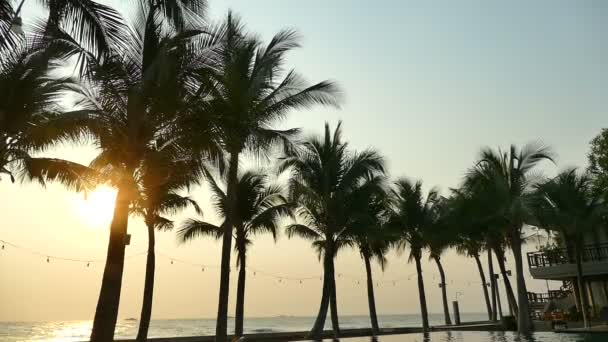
[115,321,503,342]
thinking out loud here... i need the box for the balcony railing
[527,243,608,268]
[527,290,570,304]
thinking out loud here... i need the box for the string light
[0,238,468,289]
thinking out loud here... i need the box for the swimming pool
[323,331,608,341]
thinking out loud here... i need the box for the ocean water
[1,313,490,341]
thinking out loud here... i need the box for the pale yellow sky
[0,144,556,322]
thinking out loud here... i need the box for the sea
[1,313,489,341]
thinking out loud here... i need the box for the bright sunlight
[72,186,117,230]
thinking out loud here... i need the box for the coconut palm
[178,170,293,337]
[444,189,493,320]
[531,168,607,328]
[428,199,453,326]
[188,13,341,341]
[0,30,100,192]
[467,143,554,333]
[387,178,439,332]
[344,190,391,335]
[131,153,204,341]
[0,0,17,50]
[279,121,385,339]
[29,3,222,339]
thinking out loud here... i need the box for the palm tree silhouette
[280,121,386,339]
[178,170,293,337]
[191,12,341,341]
[0,33,95,191]
[32,2,220,339]
[447,189,493,320]
[531,168,607,328]
[388,178,440,332]
[428,198,453,325]
[344,189,391,335]
[467,143,554,333]
[132,154,204,341]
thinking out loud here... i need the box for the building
[527,235,608,318]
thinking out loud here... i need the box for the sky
[1,0,607,322]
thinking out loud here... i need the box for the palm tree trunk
[510,229,532,333]
[310,242,333,339]
[90,186,130,342]
[136,222,156,341]
[474,254,493,320]
[363,254,379,335]
[329,255,340,337]
[488,249,497,322]
[494,247,518,316]
[433,256,451,325]
[235,239,247,337]
[215,152,239,342]
[575,245,589,328]
[414,254,429,331]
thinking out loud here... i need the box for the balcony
[527,243,608,280]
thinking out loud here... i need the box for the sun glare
[73,186,117,230]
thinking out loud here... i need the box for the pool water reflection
[323,331,608,342]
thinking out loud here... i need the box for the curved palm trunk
[363,255,379,335]
[474,254,493,320]
[494,247,518,316]
[574,244,589,328]
[510,229,532,333]
[329,255,340,336]
[136,222,156,341]
[235,238,247,337]
[433,256,451,325]
[488,249,497,322]
[90,186,130,342]
[414,254,429,331]
[216,152,239,342]
[310,241,333,339]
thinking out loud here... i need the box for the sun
[73,186,117,230]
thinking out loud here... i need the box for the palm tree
[132,154,204,341]
[280,121,385,339]
[8,0,125,57]
[0,30,99,192]
[178,170,293,337]
[388,178,440,332]
[189,13,341,341]
[345,191,391,335]
[428,199,453,326]
[31,3,221,339]
[445,190,493,321]
[531,169,607,328]
[467,143,554,333]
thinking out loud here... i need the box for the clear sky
[1,0,607,322]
